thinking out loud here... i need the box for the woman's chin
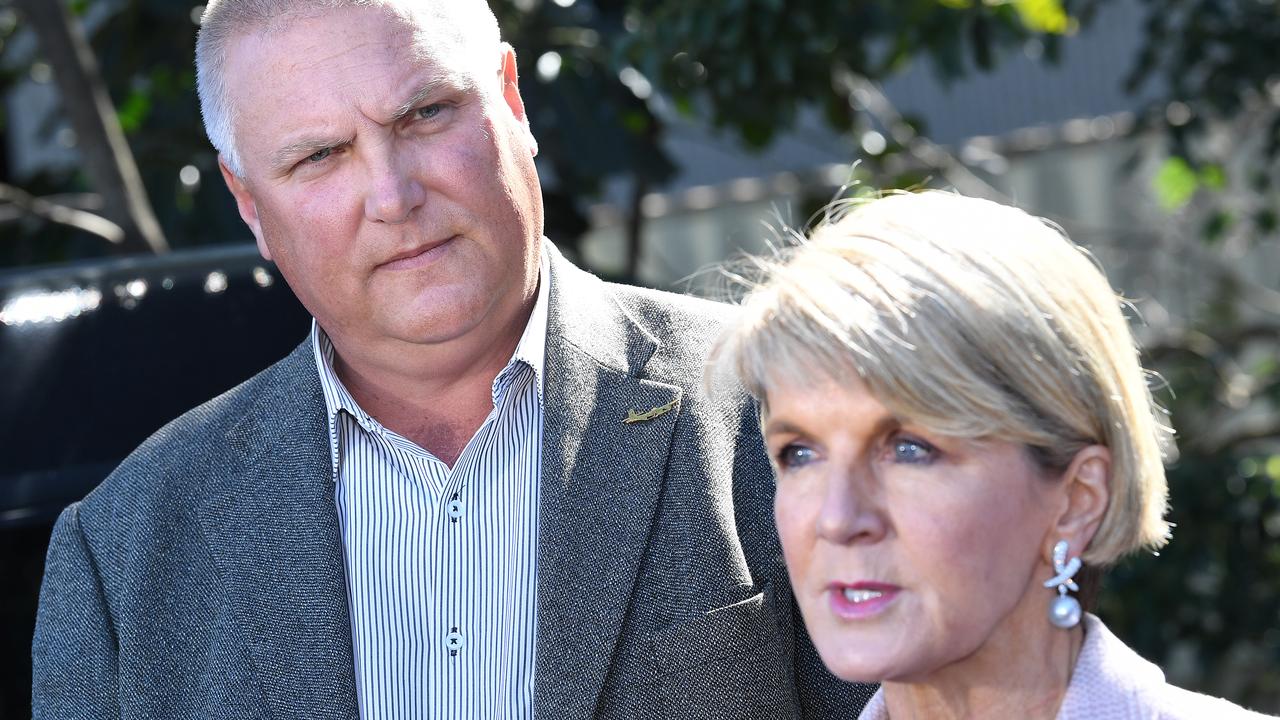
[816,646,910,685]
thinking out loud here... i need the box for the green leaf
[1200,164,1226,190]
[1012,0,1074,35]
[116,88,152,134]
[1153,156,1199,210]
[620,110,650,134]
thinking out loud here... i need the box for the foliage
[1128,0,1280,235]
[616,0,1070,148]
[490,0,1077,276]
[2,0,1071,270]
[1100,325,1280,706]
[0,0,241,267]
[1106,0,1280,708]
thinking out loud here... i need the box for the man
[33,1,871,717]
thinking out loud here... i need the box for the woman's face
[763,375,1065,683]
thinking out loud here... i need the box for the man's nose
[815,470,887,545]
[364,150,426,224]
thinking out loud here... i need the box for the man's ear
[497,43,537,157]
[1043,444,1111,562]
[218,156,271,260]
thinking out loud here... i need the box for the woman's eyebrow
[763,413,900,439]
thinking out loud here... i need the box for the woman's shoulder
[1059,614,1274,720]
[1152,684,1274,720]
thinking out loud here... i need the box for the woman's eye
[777,444,817,470]
[306,147,332,163]
[891,437,936,465]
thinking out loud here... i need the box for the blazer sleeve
[32,502,121,720]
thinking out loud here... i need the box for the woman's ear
[1043,445,1111,561]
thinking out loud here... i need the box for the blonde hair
[195,0,502,176]
[718,190,1173,564]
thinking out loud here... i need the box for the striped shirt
[311,251,549,720]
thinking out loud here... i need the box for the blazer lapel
[535,247,682,719]
[197,344,359,720]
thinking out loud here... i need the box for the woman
[716,191,1273,719]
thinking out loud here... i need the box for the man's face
[219,3,543,351]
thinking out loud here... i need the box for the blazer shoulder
[76,341,315,532]
[604,282,741,373]
[1062,615,1277,720]
[607,282,739,337]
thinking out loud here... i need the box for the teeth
[843,588,884,603]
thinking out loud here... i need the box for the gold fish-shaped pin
[623,399,678,425]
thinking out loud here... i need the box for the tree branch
[13,0,168,254]
[0,182,123,244]
[832,68,1015,204]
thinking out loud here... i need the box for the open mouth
[842,588,884,604]
[828,582,900,619]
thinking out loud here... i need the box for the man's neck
[327,296,536,467]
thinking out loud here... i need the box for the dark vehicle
[1,244,311,718]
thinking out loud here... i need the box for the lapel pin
[623,399,678,425]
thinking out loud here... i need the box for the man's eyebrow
[263,76,478,173]
[386,76,476,123]
[268,137,346,174]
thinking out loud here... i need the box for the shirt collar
[310,242,551,436]
[510,242,550,403]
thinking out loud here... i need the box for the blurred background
[2,0,1280,715]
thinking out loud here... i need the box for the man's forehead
[239,1,479,50]
[215,0,499,168]
[223,3,485,83]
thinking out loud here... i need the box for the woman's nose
[815,471,887,545]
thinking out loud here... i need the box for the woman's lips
[827,582,901,619]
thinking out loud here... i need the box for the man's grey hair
[195,0,502,177]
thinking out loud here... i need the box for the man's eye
[777,444,817,470]
[891,437,936,465]
[306,148,332,163]
[416,104,443,120]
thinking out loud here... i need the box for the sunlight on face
[220,3,542,351]
[763,375,1062,683]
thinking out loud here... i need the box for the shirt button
[447,499,465,519]
[446,629,465,654]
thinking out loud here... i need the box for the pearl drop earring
[1043,539,1082,629]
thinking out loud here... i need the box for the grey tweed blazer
[32,246,872,719]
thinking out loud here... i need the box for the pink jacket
[856,614,1274,719]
